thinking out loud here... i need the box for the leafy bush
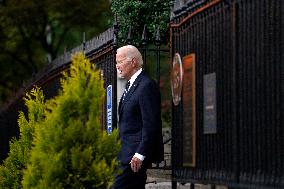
[111,0,171,44]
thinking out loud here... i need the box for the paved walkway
[146,182,228,189]
[146,182,192,189]
[145,169,228,189]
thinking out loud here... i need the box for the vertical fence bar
[127,26,133,45]
[155,27,161,84]
[82,32,86,51]
[113,18,119,129]
[141,25,147,70]
[231,0,239,184]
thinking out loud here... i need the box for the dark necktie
[122,81,130,102]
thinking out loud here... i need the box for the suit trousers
[113,164,148,189]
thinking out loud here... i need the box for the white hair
[117,45,143,66]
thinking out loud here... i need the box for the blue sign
[107,85,112,134]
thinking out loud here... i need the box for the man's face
[116,51,134,80]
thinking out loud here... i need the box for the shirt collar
[128,68,142,88]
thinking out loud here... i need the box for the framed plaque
[171,53,183,106]
[203,72,217,134]
[182,54,196,167]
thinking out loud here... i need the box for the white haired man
[113,45,164,189]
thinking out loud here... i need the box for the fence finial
[82,32,86,51]
[155,26,161,46]
[141,25,147,45]
[127,26,133,45]
[114,13,118,27]
[113,14,119,46]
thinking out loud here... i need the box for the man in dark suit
[113,45,164,189]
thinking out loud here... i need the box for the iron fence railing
[171,0,283,188]
[0,22,170,166]
[0,27,117,160]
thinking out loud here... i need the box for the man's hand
[130,156,142,172]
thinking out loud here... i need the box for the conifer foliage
[0,52,120,188]
[0,88,45,189]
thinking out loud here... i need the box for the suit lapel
[119,72,144,114]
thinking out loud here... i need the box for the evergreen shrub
[0,88,45,189]
[0,52,120,189]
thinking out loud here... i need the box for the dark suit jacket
[118,71,164,166]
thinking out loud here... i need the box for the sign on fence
[107,85,112,134]
[182,54,196,167]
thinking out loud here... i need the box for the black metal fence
[171,0,283,188]
[0,21,170,164]
[0,27,117,160]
